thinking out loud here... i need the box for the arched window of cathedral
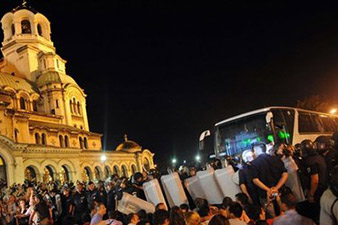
[77,102,81,115]
[19,97,26,110]
[21,20,31,34]
[32,100,38,112]
[64,135,69,148]
[69,100,73,113]
[131,164,137,175]
[122,165,128,177]
[59,135,64,147]
[14,129,19,142]
[35,133,40,144]
[73,98,77,114]
[37,23,43,36]
[84,137,88,149]
[79,137,83,149]
[11,24,15,36]
[41,133,46,145]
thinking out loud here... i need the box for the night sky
[2,0,338,166]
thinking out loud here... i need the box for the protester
[90,202,107,225]
[209,214,230,225]
[228,202,246,225]
[0,137,334,225]
[184,211,200,225]
[273,193,314,225]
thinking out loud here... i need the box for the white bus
[200,106,338,158]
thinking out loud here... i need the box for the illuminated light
[100,155,107,162]
[330,109,337,114]
[195,155,201,161]
[278,131,286,139]
[267,135,274,142]
[256,137,261,142]
[172,158,177,164]
[183,160,187,164]
[277,131,290,139]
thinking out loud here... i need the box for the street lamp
[101,154,107,179]
[195,155,201,162]
[330,108,337,115]
[101,154,107,162]
[172,158,177,164]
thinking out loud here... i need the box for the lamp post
[101,154,107,179]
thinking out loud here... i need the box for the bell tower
[0,1,66,81]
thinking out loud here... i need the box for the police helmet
[301,139,315,157]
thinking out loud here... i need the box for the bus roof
[214,106,337,127]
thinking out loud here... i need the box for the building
[0,2,154,185]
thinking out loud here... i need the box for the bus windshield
[215,112,273,156]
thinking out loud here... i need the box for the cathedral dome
[116,135,142,153]
[0,72,37,93]
[36,71,78,87]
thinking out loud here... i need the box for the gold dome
[116,134,142,153]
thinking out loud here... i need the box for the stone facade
[0,3,154,185]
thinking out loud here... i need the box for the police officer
[315,135,338,172]
[301,139,328,203]
[73,182,88,225]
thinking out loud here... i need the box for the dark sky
[2,0,338,166]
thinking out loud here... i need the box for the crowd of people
[0,133,338,225]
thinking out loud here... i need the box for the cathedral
[0,2,154,185]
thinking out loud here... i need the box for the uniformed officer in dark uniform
[301,139,328,203]
[73,182,88,225]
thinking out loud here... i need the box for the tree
[296,95,332,113]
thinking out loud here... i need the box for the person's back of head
[127,213,138,225]
[244,204,261,221]
[155,203,167,211]
[280,193,297,211]
[209,215,230,225]
[185,211,200,225]
[179,203,189,213]
[235,193,249,207]
[169,206,184,225]
[222,197,233,210]
[108,210,119,220]
[229,202,243,219]
[198,205,210,218]
[138,209,148,221]
[194,198,208,210]
[153,209,169,225]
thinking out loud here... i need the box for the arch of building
[120,163,129,177]
[23,161,42,182]
[104,165,112,179]
[0,136,20,185]
[83,166,93,182]
[57,159,77,180]
[112,164,120,177]
[94,166,103,180]
[141,150,155,171]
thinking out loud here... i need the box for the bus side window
[311,114,325,132]
[319,116,336,132]
[299,112,316,133]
